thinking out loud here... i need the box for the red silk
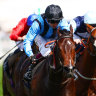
[10,18,30,41]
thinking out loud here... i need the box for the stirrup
[23,64,34,81]
[24,72,32,81]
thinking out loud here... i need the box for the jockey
[10,14,38,51]
[4,14,38,78]
[70,11,96,44]
[23,4,70,81]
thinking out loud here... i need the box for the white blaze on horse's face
[94,40,96,47]
[67,40,73,69]
[69,59,73,70]
[67,41,71,45]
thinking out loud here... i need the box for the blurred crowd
[0,28,16,62]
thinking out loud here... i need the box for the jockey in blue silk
[70,11,96,44]
[23,15,69,57]
[23,4,70,81]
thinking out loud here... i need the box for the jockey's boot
[24,64,35,81]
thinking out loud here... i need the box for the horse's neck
[48,54,64,84]
[52,52,61,70]
[77,48,96,75]
[83,48,96,63]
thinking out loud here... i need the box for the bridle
[45,34,76,78]
[55,35,73,70]
[81,27,96,56]
[74,27,96,81]
[45,34,76,86]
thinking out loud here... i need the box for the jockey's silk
[23,15,70,57]
[74,16,87,33]
[34,35,52,57]
[16,41,24,51]
[70,16,89,40]
[10,18,29,41]
[70,16,87,34]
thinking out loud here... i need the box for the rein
[74,69,96,80]
[81,27,96,56]
[45,35,72,48]
[90,27,96,33]
[74,27,96,80]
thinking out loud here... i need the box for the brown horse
[74,24,96,96]
[3,26,76,96]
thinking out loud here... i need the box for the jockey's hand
[22,35,26,40]
[74,39,81,44]
[17,35,26,41]
[17,37,23,41]
[30,55,37,64]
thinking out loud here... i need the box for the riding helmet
[45,4,63,20]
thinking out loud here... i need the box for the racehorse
[74,24,96,96]
[3,25,76,96]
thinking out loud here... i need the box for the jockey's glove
[30,55,38,64]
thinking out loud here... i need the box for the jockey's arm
[23,21,40,57]
[10,18,29,41]
[17,35,26,41]
[73,34,81,44]
[70,16,84,44]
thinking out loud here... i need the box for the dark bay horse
[3,26,76,96]
[75,24,96,96]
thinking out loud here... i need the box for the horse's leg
[3,70,11,96]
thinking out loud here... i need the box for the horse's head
[85,24,96,56]
[53,25,76,77]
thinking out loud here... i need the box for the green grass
[0,64,3,96]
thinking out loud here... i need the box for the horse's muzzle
[63,66,75,78]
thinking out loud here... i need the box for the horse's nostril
[64,66,73,72]
[67,72,74,78]
[64,67,69,72]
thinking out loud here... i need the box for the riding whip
[0,41,22,60]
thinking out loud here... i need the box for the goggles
[48,19,60,24]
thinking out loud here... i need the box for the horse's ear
[70,24,73,35]
[86,24,94,33]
